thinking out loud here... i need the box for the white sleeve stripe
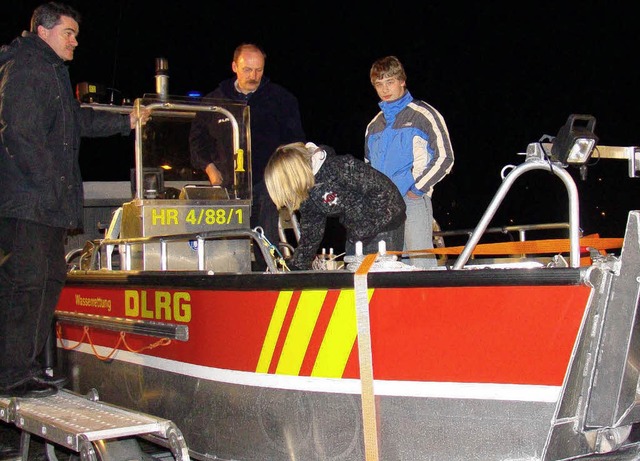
[409,102,454,192]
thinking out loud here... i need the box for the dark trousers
[251,181,280,269]
[0,218,66,389]
[345,223,405,258]
[251,181,279,244]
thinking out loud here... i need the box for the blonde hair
[264,142,315,211]
[370,56,407,85]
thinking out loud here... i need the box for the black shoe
[32,372,68,388]
[0,379,58,398]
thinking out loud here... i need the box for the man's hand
[129,107,151,129]
[205,163,223,185]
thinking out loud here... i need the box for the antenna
[155,57,169,99]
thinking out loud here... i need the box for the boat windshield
[134,95,252,201]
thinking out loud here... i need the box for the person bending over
[264,142,406,270]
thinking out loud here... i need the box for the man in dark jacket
[189,43,306,254]
[0,2,148,398]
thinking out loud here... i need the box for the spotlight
[551,114,598,165]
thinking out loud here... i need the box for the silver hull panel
[62,351,555,461]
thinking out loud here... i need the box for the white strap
[354,254,380,461]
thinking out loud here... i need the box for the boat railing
[434,222,573,245]
[452,143,640,269]
[432,222,575,264]
[78,228,278,273]
[453,143,582,269]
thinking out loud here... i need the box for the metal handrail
[453,143,582,269]
[435,222,573,241]
[86,228,278,273]
[56,311,189,341]
[83,99,245,200]
[133,101,241,200]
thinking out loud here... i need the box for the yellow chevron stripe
[275,290,327,375]
[311,288,373,377]
[256,290,293,373]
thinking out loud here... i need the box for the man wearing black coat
[0,2,148,398]
[189,43,306,256]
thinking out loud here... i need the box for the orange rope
[56,323,87,351]
[121,334,172,352]
[402,235,623,256]
[56,324,172,361]
[364,235,622,268]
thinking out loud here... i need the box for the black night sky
[2,1,639,240]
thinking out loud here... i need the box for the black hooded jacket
[0,32,131,230]
[291,145,406,270]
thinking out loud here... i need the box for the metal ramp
[0,389,189,461]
